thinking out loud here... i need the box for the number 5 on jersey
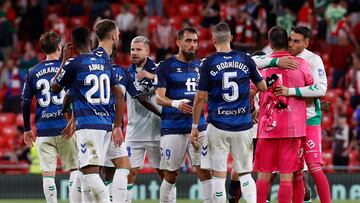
[222,72,239,102]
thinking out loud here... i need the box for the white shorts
[125,141,161,169]
[76,129,127,168]
[36,135,78,172]
[159,132,210,171]
[207,123,253,173]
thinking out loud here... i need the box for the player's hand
[112,126,124,148]
[321,101,331,112]
[24,130,35,148]
[252,109,259,124]
[172,99,192,114]
[62,42,73,63]
[137,70,154,80]
[190,128,200,150]
[278,56,299,69]
[274,85,289,96]
[62,118,75,140]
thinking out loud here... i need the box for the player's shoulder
[27,59,61,76]
[156,56,175,70]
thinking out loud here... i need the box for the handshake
[265,74,288,109]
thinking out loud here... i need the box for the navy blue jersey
[198,50,263,131]
[110,64,142,121]
[22,60,67,136]
[128,57,157,92]
[93,47,111,62]
[55,53,119,131]
[155,56,206,135]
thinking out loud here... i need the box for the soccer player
[125,36,163,202]
[22,32,79,203]
[273,26,330,203]
[155,27,213,203]
[51,26,124,203]
[191,22,266,203]
[253,26,313,203]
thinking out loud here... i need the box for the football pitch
[0,200,358,203]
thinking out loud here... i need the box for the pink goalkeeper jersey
[257,51,313,139]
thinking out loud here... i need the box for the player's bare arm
[190,90,206,148]
[136,94,161,117]
[112,84,125,147]
[155,87,192,114]
[256,80,267,92]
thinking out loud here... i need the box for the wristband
[171,100,181,109]
[192,123,198,128]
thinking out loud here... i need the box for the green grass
[0,200,358,203]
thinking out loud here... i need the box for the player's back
[199,50,262,131]
[257,51,313,139]
[22,60,67,136]
[59,53,116,131]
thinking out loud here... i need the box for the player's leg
[147,140,165,199]
[207,124,230,203]
[159,134,188,203]
[305,126,331,203]
[292,170,305,203]
[278,138,303,203]
[37,137,58,203]
[77,129,110,203]
[56,135,81,203]
[125,141,147,203]
[228,169,241,203]
[231,129,256,203]
[303,171,312,203]
[106,132,131,203]
[253,138,277,203]
[189,132,213,203]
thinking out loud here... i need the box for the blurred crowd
[0,0,359,173]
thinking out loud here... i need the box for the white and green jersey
[252,49,327,126]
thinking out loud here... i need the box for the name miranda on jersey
[210,61,249,76]
[36,67,59,78]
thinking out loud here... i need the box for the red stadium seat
[0,113,16,126]
[2,125,17,137]
[169,16,183,30]
[189,16,202,27]
[197,40,215,58]
[322,149,334,173]
[16,113,24,127]
[348,149,360,173]
[148,16,161,33]
[321,114,333,131]
[111,4,120,16]
[179,4,197,16]
[197,27,211,40]
[69,16,88,28]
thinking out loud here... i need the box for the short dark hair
[177,27,198,40]
[292,26,311,39]
[268,26,288,50]
[39,32,61,54]
[252,51,266,56]
[71,26,90,48]
[212,22,231,43]
[94,19,117,41]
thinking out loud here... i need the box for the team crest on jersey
[318,69,324,76]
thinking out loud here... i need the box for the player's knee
[212,170,227,179]
[112,156,131,169]
[42,171,56,178]
[196,168,212,181]
[230,169,239,181]
[80,165,100,174]
[258,172,272,182]
[164,170,178,184]
[128,168,139,183]
[279,173,293,181]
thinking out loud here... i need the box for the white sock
[126,184,134,202]
[82,173,110,203]
[160,180,174,203]
[43,177,57,203]
[201,179,213,203]
[239,174,257,203]
[69,170,82,203]
[112,168,129,202]
[105,180,113,202]
[212,177,226,203]
[172,186,177,203]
